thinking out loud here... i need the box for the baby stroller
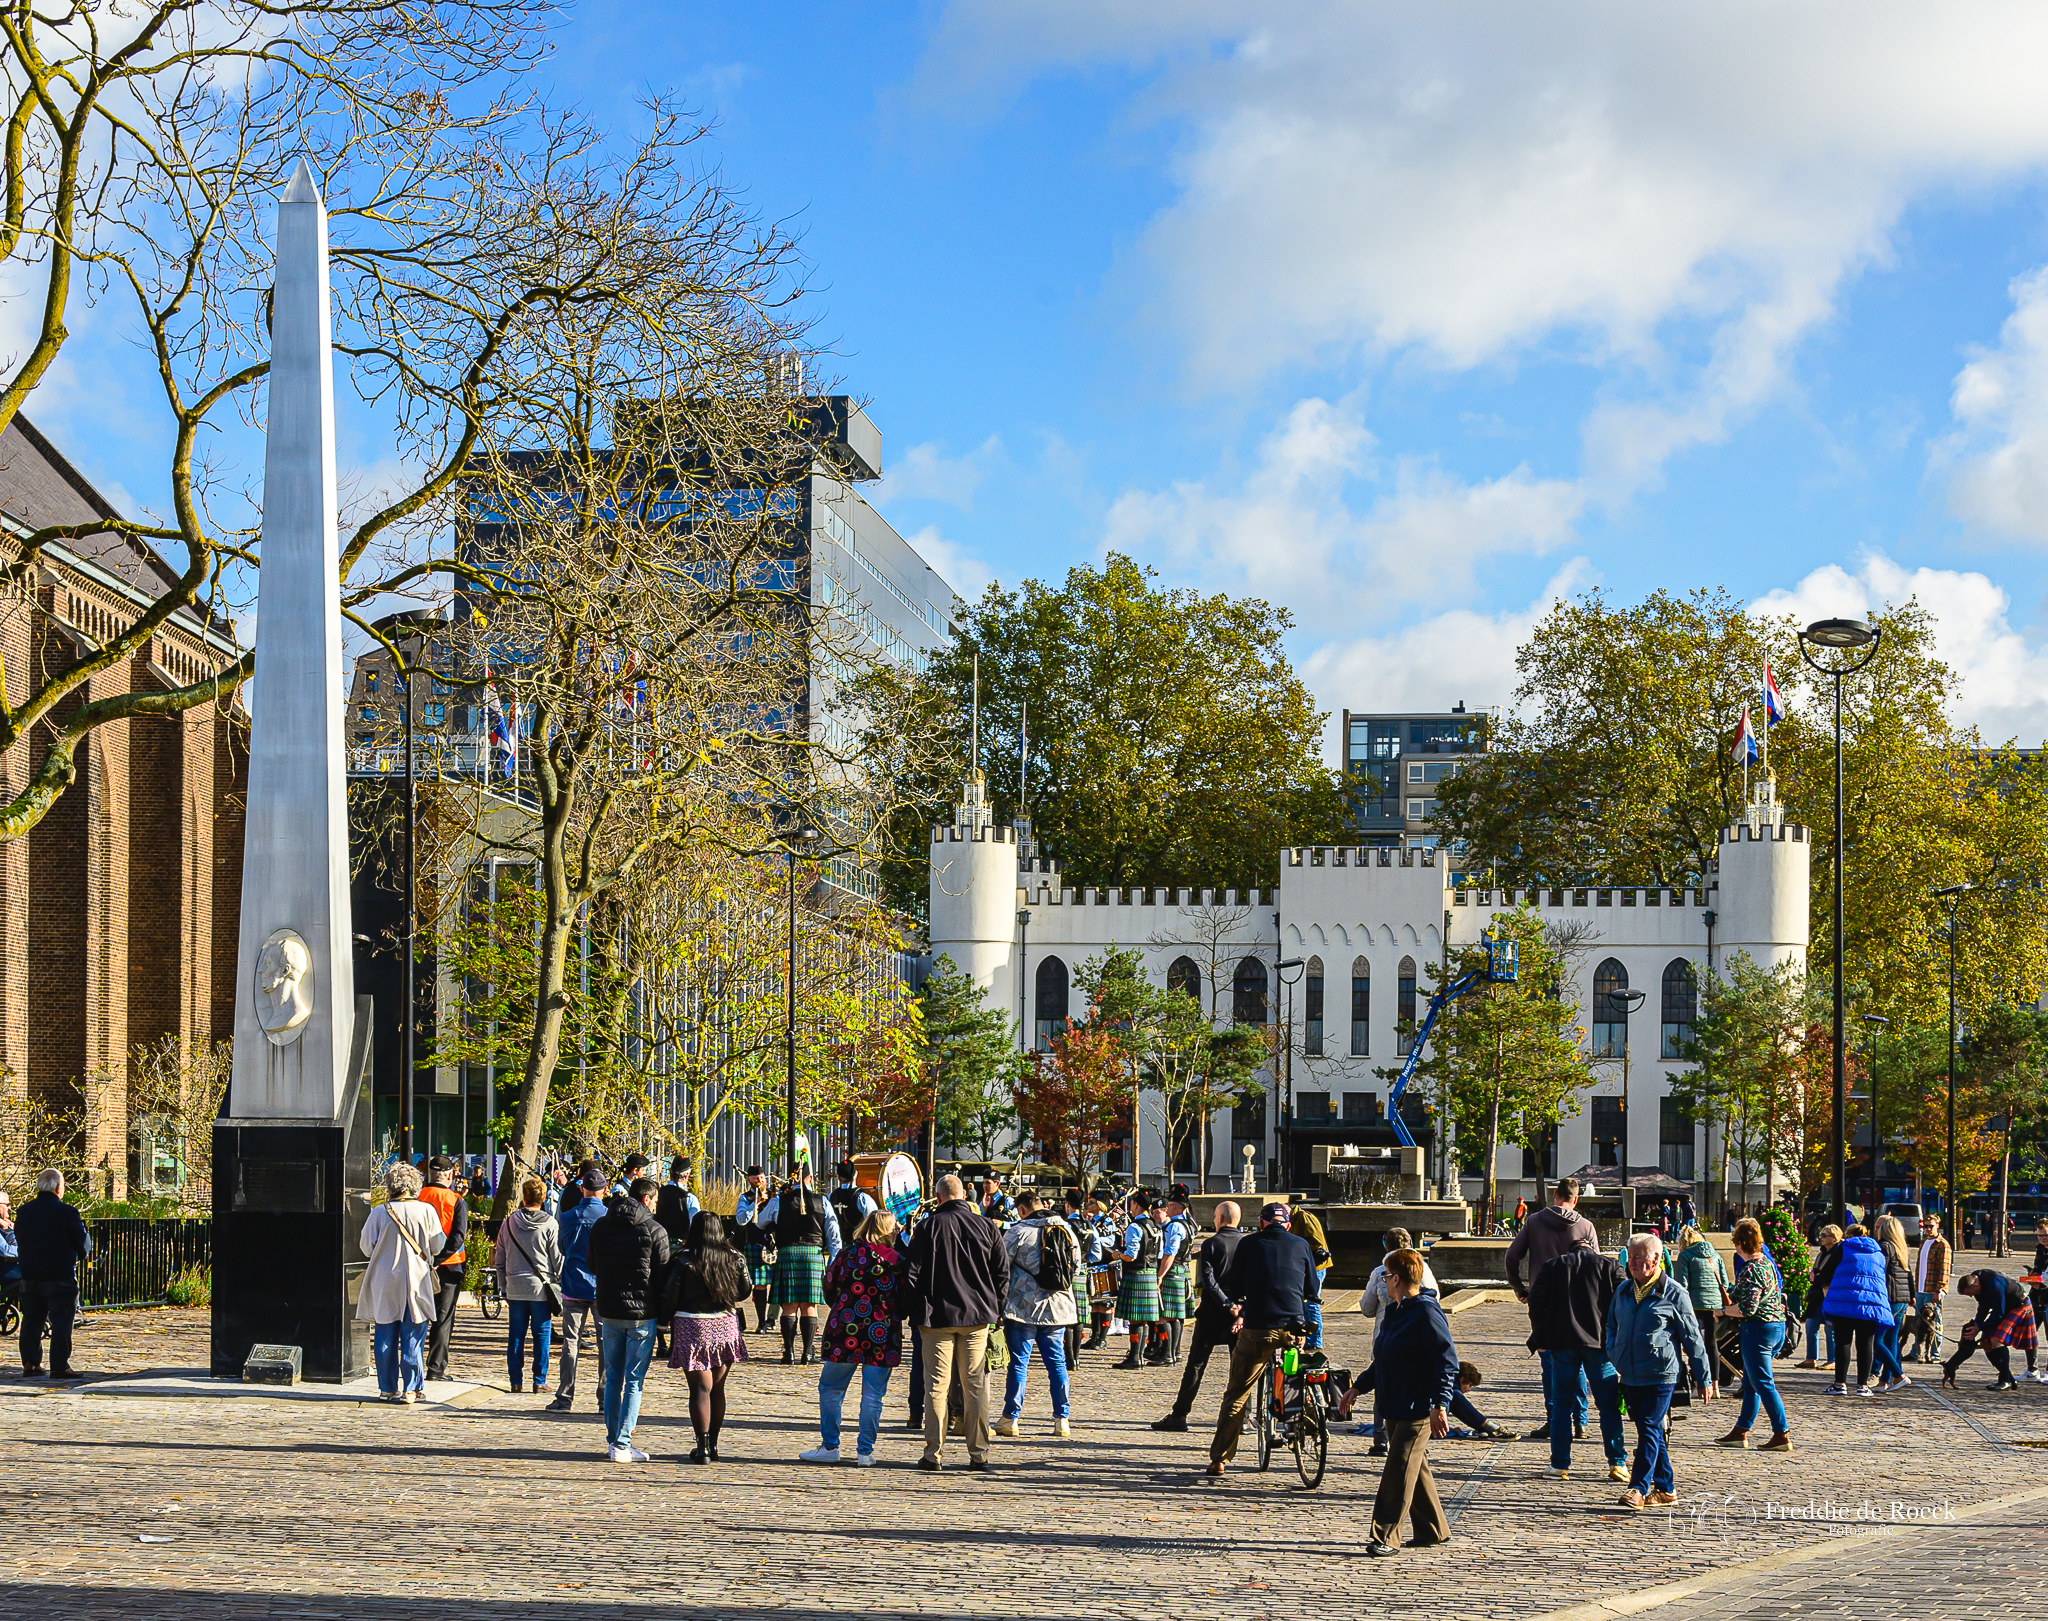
[0,1270,20,1337]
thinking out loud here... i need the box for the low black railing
[79,1218,211,1307]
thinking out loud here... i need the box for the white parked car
[1883,1203,1924,1244]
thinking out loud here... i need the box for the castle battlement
[932,822,1018,846]
[1720,821,1809,844]
[1285,845,1439,869]
[1016,883,1268,909]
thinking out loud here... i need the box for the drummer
[829,1158,878,1240]
[979,1171,1017,1227]
[1116,1191,1166,1369]
[1081,1192,1118,1349]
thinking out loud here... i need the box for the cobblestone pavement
[4,1262,2043,1620]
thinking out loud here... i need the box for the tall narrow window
[1592,1095,1624,1167]
[1396,956,1417,1055]
[1167,955,1201,1008]
[1350,956,1370,1056]
[1304,956,1324,1055]
[1660,958,1696,1059]
[1591,958,1629,1058]
[1232,957,1269,1025]
[1034,956,1069,1050]
[1659,1097,1696,1181]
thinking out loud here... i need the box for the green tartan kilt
[1118,1265,1162,1324]
[744,1242,772,1290]
[770,1243,825,1306]
[1158,1260,1191,1319]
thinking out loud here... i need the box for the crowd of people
[339,1156,2046,1555]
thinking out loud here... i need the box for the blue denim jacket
[1605,1268,1711,1389]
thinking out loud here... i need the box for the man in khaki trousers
[902,1174,1008,1471]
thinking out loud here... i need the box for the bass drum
[851,1152,925,1226]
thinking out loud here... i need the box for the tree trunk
[1717,1093,1731,1224]
[492,820,579,1224]
[1997,1134,2012,1257]
[1764,1068,1778,1211]
[1482,1083,1501,1236]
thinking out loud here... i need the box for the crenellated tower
[1714,773,1810,972]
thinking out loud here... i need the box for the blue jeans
[1803,1317,1837,1362]
[373,1319,428,1395]
[818,1360,891,1455]
[1620,1382,1676,1495]
[1737,1321,1788,1435]
[1873,1305,1905,1383]
[1545,1348,1626,1471]
[600,1317,657,1448]
[508,1300,552,1387]
[1002,1321,1072,1419]
[1539,1348,1590,1429]
[1303,1294,1325,1351]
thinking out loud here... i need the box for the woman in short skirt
[668,1212,753,1462]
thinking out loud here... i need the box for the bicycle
[476,1265,502,1320]
[1253,1334,1330,1488]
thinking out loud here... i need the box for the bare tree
[1150,902,1266,1183]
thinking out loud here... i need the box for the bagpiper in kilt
[1152,1185,1197,1366]
[1117,1191,1164,1367]
[734,1166,778,1334]
[758,1171,844,1366]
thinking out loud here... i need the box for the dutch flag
[486,683,517,779]
[1763,661,1785,727]
[1732,705,1760,765]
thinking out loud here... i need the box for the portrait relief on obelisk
[255,928,315,1045]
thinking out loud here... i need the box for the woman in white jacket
[358,1163,447,1402]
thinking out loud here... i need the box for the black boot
[799,1315,817,1364]
[781,1318,798,1364]
[1167,1320,1185,1365]
[1116,1336,1143,1369]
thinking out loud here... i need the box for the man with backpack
[996,1189,1081,1438]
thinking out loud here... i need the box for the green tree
[919,956,1018,1162]
[1395,908,1587,1225]
[869,554,1351,914]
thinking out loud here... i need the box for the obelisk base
[210,997,377,1381]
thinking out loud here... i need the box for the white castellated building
[930,773,1810,1208]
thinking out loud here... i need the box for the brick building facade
[0,414,245,1195]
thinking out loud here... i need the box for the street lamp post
[1616,987,1646,1186]
[1932,883,1972,1245]
[1797,616,1883,1230]
[785,826,821,1176]
[1277,958,1304,1194]
[1861,1013,1889,1221]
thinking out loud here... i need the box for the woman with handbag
[666,1211,753,1462]
[357,1163,447,1403]
[496,1175,565,1396]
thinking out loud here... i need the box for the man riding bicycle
[1204,1201,1321,1477]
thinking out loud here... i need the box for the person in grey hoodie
[496,1174,565,1396]
[1503,1176,1599,1442]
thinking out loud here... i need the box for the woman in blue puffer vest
[1821,1228,1891,1395]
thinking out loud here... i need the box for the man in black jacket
[1504,1176,1599,1441]
[1526,1237,1629,1480]
[16,1169,90,1378]
[1153,1201,1244,1432]
[902,1174,1007,1471]
[1205,1202,1320,1475]
[588,1177,671,1463]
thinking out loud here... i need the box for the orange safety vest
[419,1184,465,1269]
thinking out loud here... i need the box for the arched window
[1396,956,1417,1054]
[1660,958,1697,1059]
[1167,955,1201,1007]
[1592,957,1629,1057]
[1350,956,1370,1057]
[1232,956,1268,1025]
[1034,955,1069,1050]
[1304,955,1325,1056]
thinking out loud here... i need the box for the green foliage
[920,955,1018,1160]
[1391,908,1586,1218]
[1432,587,2048,1027]
[164,1264,211,1309]
[868,553,1352,914]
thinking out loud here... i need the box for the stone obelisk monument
[229,157,355,1116]
[213,161,375,1382]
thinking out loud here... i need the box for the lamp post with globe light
[1797,616,1883,1230]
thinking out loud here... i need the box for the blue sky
[33,2,2048,753]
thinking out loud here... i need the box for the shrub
[165,1264,211,1308]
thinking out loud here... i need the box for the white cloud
[1752,555,2048,744]
[928,1,2048,493]
[876,435,1003,509]
[902,523,995,601]
[1943,267,2048,541]
[1299,561,1593,764]
[1102,396,1584,629]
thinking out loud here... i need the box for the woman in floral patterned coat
[800,1209,905,1465]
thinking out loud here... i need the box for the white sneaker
[608,1445,634,1464]
[1890,1373,1911,1390]
[1854,1385,1873,1398]
[853,1452,878,1467]
[992,1417,1018,1437]
[627,1445,648,1463]
[799,1446,842,1464]
[1053,1417,1071,1439]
